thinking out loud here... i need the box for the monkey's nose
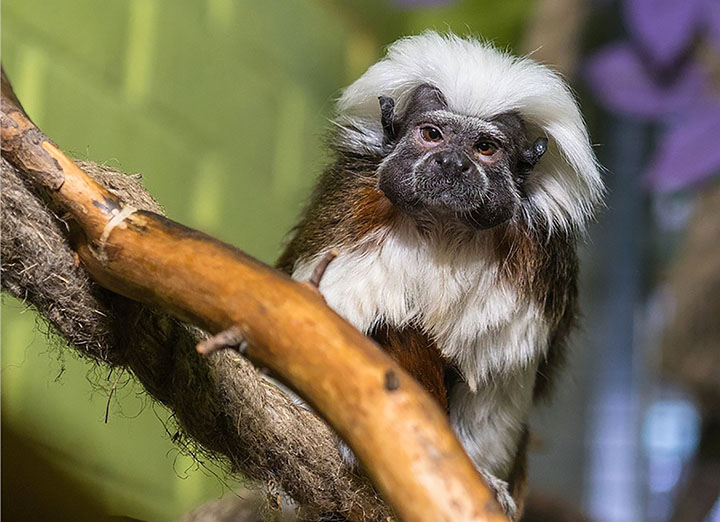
[434,151,473,176]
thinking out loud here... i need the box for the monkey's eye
[476,141,498,156]
[420,126,443,142]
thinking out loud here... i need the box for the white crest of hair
[336,31,604,234]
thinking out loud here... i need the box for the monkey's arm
[533,242,579,401]
[278,242,451,412]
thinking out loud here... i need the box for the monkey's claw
[480,470,517,520]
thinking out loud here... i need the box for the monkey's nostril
[435,152,473,175]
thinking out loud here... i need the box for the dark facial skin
[377,84,547,229]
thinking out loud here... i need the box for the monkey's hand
[479,470,517,521]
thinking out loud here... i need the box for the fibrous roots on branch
[0,157,385,520]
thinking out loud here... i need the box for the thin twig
[105,368,124,424]
[308,249,339,289]
[196,325,247,356]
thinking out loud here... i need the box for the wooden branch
[2,123,382,520]
[2,151,381,519]
[1,70,507,522]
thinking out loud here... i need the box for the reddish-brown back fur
[371,325,449,411]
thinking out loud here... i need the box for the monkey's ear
[378,96,397,145]
[517,137,548,180]
[378,85,447,146]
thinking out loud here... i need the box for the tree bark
[1,70,507,522]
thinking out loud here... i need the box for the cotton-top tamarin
[277,32,603,519]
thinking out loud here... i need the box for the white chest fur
[291,223,550,478]
[291,224,550,391]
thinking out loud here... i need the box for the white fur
[450,368,536,478]
[337,32,604,234]
[290,33,600,483]
[292,219,550,478]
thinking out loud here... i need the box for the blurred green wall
[1,1,530,520]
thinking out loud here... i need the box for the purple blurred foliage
[585,0,720,192]
[584,43,709,118]
[706,0,720,51]
[623,0,704,67]
[645,103,720,191]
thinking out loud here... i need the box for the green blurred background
[1,1,534,520]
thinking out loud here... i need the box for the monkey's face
[376,85,546,229]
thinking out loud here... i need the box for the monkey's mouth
[413,168,489,214]
[402,157,474,202]
[378,163,518,229]
[390,178,517,229]
[420,191,478,214]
